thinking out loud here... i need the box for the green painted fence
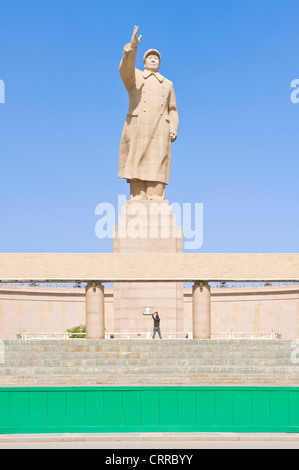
[1,387,299,434]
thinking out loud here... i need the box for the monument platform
[1,340,299,434]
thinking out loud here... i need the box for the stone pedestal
[192,282,211,339]
[113,200,184,337]
[86,282,105,339]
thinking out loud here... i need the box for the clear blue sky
[0,0,298,253]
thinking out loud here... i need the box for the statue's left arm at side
[119,26,142,91]
[169,85,179,142]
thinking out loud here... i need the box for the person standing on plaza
[152,312,162,339]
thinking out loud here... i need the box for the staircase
[1,339,299,386]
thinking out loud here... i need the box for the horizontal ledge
[1,279,299,283]
[0,253,299,282]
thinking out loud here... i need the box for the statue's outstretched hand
[131,25,142,48]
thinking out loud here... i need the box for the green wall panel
[234,390,252,427]
[66,391,85,427]
[10,392,29,428]
[1,387,299,434]
[252,391,271,427]
[290,391,299,427]
[215,390,234,426]
[178,390,197,426]
[0,392,10,429]
[29,391,47,428]
[123,391,141,427]
[160,391,177,426]
[47,391,66,428]
[271,391,289,427]
[85,391,104,427]
[140,390,159,426]
[197,390,215,425]
[103,391,122,427]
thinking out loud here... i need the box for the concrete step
[1,373,298,386]
[0,340,298,386]
[1,342,295,360]
[0,356,294,367]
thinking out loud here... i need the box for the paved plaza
[0,433,299,449]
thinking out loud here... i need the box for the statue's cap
[143,49,161,64]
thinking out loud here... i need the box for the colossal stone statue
[119,26,179,201]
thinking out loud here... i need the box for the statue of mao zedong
[119,26,179,201]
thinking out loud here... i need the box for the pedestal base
[113,200,184,336]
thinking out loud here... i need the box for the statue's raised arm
[130,25,142,48]
[119,26,142,91]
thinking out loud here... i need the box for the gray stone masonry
[0,340,299,386]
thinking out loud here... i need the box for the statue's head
[143,49,161,72]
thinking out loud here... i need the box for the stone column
[85,282,105,339]
[192,282,211,339]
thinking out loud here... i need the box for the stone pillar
[192,282,211,339]
[85,282,105,339]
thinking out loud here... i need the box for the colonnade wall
[0,284,298,340]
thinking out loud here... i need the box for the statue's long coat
[119,43,179,185]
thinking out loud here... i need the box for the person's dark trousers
[153,327,162,339]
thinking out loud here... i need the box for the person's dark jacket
[152,315,160,328]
